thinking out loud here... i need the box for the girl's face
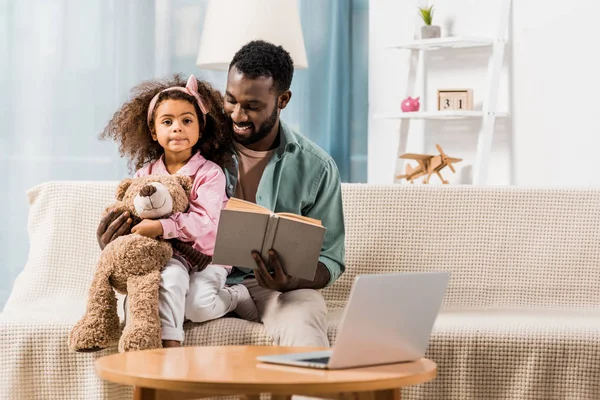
[152,99,200,159]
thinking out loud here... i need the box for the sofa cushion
[404,310,600,399]
[0,308,132,399]
[323,185,600,310]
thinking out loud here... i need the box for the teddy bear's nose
[139,185,157,197]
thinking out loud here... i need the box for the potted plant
[419,5,441,39]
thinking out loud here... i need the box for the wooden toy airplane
[397,144,462,184]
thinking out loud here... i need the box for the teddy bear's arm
[171,240,212,272]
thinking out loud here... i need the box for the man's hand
[131,219,163,238]
[252,249,330,292]
[97,209,132,250]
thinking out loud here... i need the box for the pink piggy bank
[401,96,420,112]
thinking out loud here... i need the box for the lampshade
[196,0,308,71]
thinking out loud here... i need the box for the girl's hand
[131,219,164,238]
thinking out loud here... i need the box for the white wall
[369,0,600,186]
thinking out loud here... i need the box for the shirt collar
[154,151,207,176]
[276,120,300,157]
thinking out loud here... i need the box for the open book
[212,198,326,281]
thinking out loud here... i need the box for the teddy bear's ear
[116,178,133,201]
[176,175,193,196]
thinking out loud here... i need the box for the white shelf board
[388,36,496,51]
[374,110,508,120]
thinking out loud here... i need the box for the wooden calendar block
[437,89,473,111]
[438,93,454,110]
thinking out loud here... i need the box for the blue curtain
[0,0,368,309]
[285,0,369,183]
[0,0,158,309]
[283,0,369,182]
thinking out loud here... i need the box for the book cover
[212,199,326,281]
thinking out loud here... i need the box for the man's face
[224,66,282,146]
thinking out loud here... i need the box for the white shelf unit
[376,110,509,120]
[387,36,495,51]
[378,0,512,185]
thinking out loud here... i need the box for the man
[97,40,345,347]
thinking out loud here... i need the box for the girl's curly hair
[101,74,232,172]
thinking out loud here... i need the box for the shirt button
[228,184,233,189]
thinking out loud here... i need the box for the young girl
[101,74,258,347]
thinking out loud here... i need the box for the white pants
[155,257,240,342]
[126,258,330,346]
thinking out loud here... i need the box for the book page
[225,197,271,215]
[276,212,322,227]
[226,198,322,226]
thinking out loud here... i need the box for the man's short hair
[229,40,294,93]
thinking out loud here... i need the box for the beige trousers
[242,278,330,347]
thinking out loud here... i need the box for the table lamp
[196,0,308,70]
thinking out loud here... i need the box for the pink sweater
[134,152,228,257]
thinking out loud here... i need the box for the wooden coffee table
[95,346,437,400]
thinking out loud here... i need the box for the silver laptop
[256,272,449,370]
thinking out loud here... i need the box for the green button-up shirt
[223,120,346,287]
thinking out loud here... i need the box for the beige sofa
[2,182,600,400]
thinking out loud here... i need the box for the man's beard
[231,105,278,146]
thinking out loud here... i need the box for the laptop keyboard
[299,356,330,364]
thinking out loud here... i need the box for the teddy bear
[69,174,211,353]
